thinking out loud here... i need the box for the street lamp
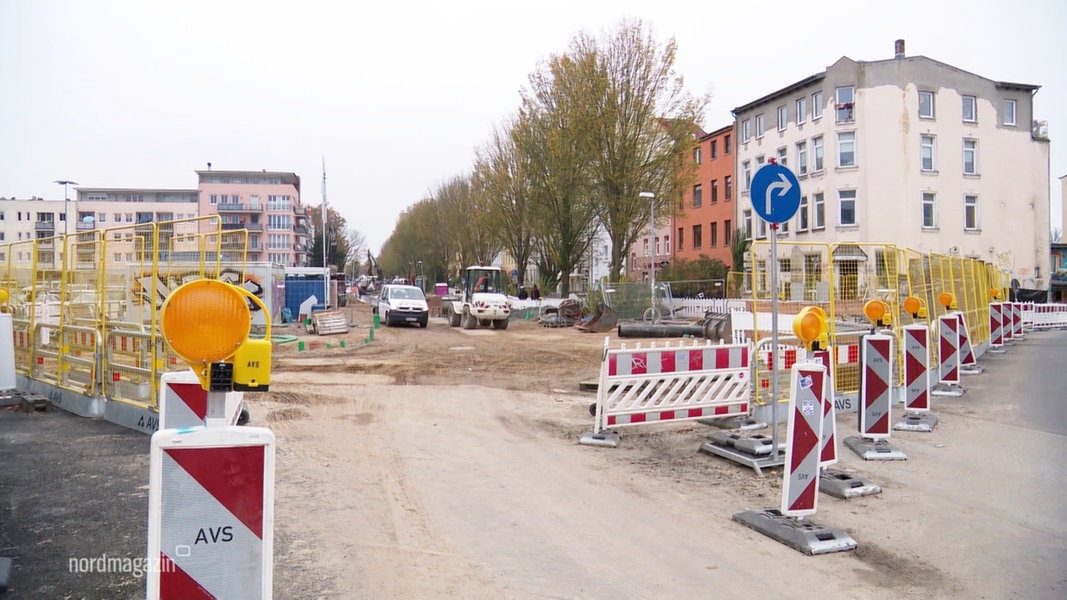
[54,179,77,201]
[639,191,656,321]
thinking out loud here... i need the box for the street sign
[751,163,801,223]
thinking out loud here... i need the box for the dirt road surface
[261,302,1066,600]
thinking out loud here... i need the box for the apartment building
[674,124,735,267]
[196,169,310,267]
[732,40,1050,288]
[0,196,77,268]
[73,188,201,267]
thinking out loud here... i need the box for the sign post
[750,162,801,468]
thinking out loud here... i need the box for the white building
[0,196,77,268]
[733,40,1050,288]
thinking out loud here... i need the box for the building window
[777,146,788,166]
[710,221,718,247]
[743,161,752,191]
[1003,99,1017,126]
[643,239,649,256]
[97,213,106,223]
[757,218,767,239]
[963,139,979,175]
[724,176,732,200]
[837,131,856,168]
[210,194,218,205]
[724,134,731,154]
[964,195,980,230]
[962,95,977,122]
[663,235,670,255]
[756,155,765,166]
[743,210,753,238]
[838,190,857,226]
[777,105,788,131]
[921,135,936,171]
[742,119,751,141]
[694,146,702,165]
[710,140,718,159]
[724,220,732,246]
[796,141,808,175]
[755,113,765,138]
[677,227,684,251]
[711,179,719,203]
[922,192,938,228]
[812,136,824,172]
[812,91,824,120]
[693,184,703,208]
[813,193,825,229]
[693,224,703,249]
[796,97,807,125]
[919,90,935,119]
[792,195,807,233]
[835,86,855,122]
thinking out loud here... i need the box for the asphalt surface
[0,327,1065,598]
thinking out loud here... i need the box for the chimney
[895,39,906,59]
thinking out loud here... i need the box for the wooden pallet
[312,311,349,335]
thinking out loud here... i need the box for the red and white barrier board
[903,325,931,412]
[159,370,244,430]
[955,312,977,368]
[937,314,960,386]
[147,426,275,600]
[859,334,894,438]
[810,349,837,467]
[592,341,750,435]
[989,303,1004,349]
[781,363,827,517]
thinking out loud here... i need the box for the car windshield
[389,287,423,300]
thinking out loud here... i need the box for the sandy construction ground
[254,301,1065,600]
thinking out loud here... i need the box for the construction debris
[311,310,350,335]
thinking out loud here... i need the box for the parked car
[375,284,429,327]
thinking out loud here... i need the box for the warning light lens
[988,288,1000,300]
[902,296,921,315]
[863,300,887,323]
[161,280,250,364]
[0,288,8,304]
[793,309,824,344]
[938,292,956,309]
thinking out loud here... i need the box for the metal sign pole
[769,223,780,459]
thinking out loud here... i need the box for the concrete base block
[931,383,966,397]
[960,364,984,376]
[701,431,786,476]
[844,435,907,461]
[699,415,767,431]
[894,411,938,432]
[579,430,620,448]
[819,468,882,498]
[733,509,857,555]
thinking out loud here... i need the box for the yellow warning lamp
[0,287,8,313]
[902,296,927,319]
[160,279,272,392]
[863,299,891,328]
[938,291,957,310]
[793,306,828,351]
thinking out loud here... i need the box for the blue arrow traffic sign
[751,163,801,223]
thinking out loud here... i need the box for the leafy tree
[730,226,751,273]
[308,206,352,274]
[569,20,709,283]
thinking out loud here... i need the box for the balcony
[218,203,262,212]
[221,223,265,232]
[293,225,308,235]
[76,222,97,231]
[35,221,56,231]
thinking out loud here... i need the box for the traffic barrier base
[699,415,767,431]
[819,469,882,499]
[732,509,857,556]
[699,430,785,476]
[577,430,620,448]
[894,411,939,432]
[931,383,966,397]
[843,435,907,461]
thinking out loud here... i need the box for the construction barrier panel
[782,362,827,517]
[587,339,750,437]
[937,314,961,387]
[1030,303,1067,329]
[859,334,894,438]
[902,325,931,412]
[810,349,838,467]
[989,303,1005,349]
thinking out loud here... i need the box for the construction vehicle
[444,266,511,330]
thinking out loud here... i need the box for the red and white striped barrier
[859,334,894,438]
[147,426,275,599]
[782,363,827,517]
[953,311,983,374]
[581,340,751,445]
[989,302,1005,351]
[1030,303,1067,330]
[1011,302,1024,339]
[810,349,837,467]
[902,325,931,412]
[933,314,965,397]
[159,370,245,430]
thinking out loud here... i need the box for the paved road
[969,331,1067,436]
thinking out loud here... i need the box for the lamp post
[639,191,656,321]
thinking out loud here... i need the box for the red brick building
[674,124,735,266]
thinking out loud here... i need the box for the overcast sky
[2,0,1064,252]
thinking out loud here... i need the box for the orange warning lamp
[902,296,926,318]
[161,279,272,391]
[162,280,250,365]
[938,291,957,310]
[988,288,1000,300]
[863,299,891,327]
[793,306,828,351]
